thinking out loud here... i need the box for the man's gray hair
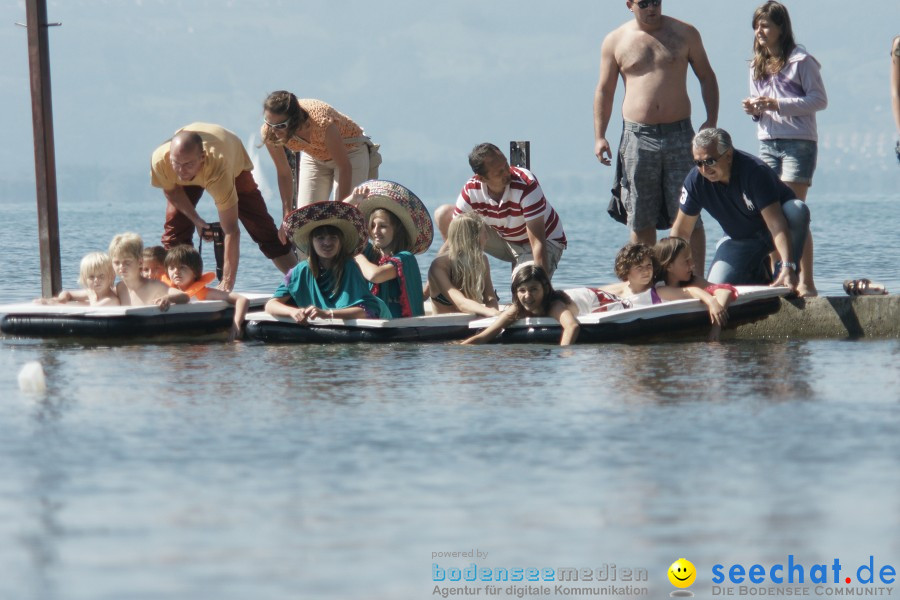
[692,128,733,155]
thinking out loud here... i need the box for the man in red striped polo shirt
[434,143,567,278]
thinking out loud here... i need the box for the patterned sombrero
[355,180,434,255]
[284,201,367,256]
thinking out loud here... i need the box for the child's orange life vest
[161,272,217,300]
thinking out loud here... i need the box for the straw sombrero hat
[354,180,434,255]
[283,201,367,256]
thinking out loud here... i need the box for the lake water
[1,191,899,600]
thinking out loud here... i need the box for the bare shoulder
[664,16,699,36]
[429,254,450,271]
[656,285,688,301]
[150,278,171,292]
[428,254,451,281]
[602,20,635,50]
[114,281,130,304]
[144,278,173,298]
[550,298,577,317]
[666,17,703,47]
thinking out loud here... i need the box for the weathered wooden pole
[509,141,530,169]
[25,0,62,297]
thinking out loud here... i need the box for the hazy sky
[2,0,897,203]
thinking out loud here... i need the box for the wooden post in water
[25,0,62,297]
[509,141,530,169]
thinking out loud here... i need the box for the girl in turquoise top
[265,202,389,323]
[345,181,434,319]
[356,208,425,317]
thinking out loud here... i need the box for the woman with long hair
[742,1,826,297]
[427,212,500,317]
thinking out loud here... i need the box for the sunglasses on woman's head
[265,119,290,130]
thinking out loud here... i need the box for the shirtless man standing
[594,0,719,271]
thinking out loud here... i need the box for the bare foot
[796,284,818,298]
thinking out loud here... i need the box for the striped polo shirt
[453,166,566,247]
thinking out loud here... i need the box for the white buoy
[18,361,47,395]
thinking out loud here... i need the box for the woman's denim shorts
[759,138,818,185]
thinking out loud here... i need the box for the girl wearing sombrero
[345,181,433,318]
[264,202,390,323]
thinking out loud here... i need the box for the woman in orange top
[261,91,377,243]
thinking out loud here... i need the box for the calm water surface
[1,193,899,599]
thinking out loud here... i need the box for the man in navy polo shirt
[670,128,810,292]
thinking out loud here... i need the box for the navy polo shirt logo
[742,193,755,212]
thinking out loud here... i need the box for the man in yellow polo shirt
[151,122,296,291]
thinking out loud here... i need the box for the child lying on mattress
[652,236,738,341]
[461,265,580,346]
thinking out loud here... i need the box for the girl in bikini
[461,265,580,346]
[427,212,500,317]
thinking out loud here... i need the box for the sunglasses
[264,119,291,130]
[633,0,661,8]
[694,153,725,169]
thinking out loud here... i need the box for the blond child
[109,233,188,310]
[163,245,248,341]
[427,212,500,317]
[141,246,167,280]
[34,252,120,306]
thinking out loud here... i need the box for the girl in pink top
[653,237,737,342]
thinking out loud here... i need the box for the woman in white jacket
[742,1,827,298]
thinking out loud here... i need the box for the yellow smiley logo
[668,558,697,588]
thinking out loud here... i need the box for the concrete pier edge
[726,295,900,340]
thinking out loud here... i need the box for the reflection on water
[22,383,66,600]
[1,337,898,599]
